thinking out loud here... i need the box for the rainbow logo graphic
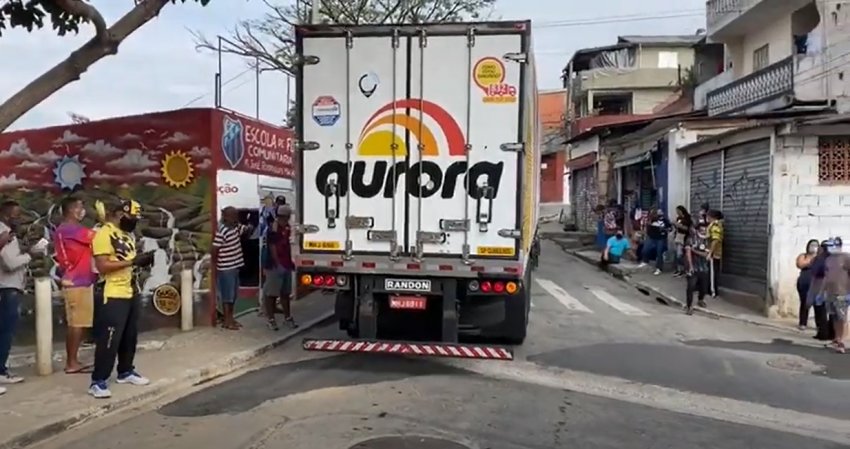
[357,99,465,157]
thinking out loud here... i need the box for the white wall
[569,135,599,159]
[769,134,850,317]
[666,128,698,219]
[216,170,294,220]
[742,13,793,75]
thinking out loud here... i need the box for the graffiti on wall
[0,110,215,311]
[723,168,769,226]
[691,167,720,209]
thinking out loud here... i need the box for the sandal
[836,342,846,354]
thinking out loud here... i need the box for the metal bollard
[34,277,53,376]
[180,269,193,331]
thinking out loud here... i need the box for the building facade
[677,115,850,317]
[701,0,850,116]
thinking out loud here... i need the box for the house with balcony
[701,0,850,116]
[562,35,704,136]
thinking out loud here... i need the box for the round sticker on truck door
[312,96,341,126]
[473,57,517,104]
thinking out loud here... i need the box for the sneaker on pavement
[0,372,24,384]
[638,263,648,268]
[0,385,6,395]
[88,381,112,399]
[653,269,662,276]
[116,371,150,386]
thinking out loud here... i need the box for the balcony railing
[706,0,756,30]
[706,56,794,116]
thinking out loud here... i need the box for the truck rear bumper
[302,338,513,360]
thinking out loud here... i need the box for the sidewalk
[0,292,334,449]
[563,246,803,334]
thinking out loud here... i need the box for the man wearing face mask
[599,228,630,270]
[88,198,155,398]
[54,196,97,374]
[0,200,48,392]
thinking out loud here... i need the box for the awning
[613,151,651,169]
[565,152,596,171]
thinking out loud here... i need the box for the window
[657,51,679,69]
[753,44,770,71]
[818,136,850,183]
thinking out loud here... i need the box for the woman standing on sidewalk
[796,239,820,331]
[639,209,672,276]
[672,206,693,277]
[808,240,835,341]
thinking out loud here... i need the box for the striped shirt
[213,223,245,271]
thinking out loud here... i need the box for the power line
[182,67,253,107]
[534,10,705,29]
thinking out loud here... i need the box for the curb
[0,309,335,449]
[550,239,802,336]
[8,340,166,370]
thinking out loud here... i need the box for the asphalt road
[33,241,850,449]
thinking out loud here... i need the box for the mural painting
[0,109,217,345]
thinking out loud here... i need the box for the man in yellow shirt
[706,209,724,298]
[88,198,154,399]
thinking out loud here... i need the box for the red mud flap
[302,338,514,361]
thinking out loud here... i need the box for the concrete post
[34,277,53,376]
[180,269,193,331]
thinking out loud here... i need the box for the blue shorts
[216,268,240,305]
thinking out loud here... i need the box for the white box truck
[293,21,540,360]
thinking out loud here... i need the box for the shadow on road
[158,354,471,417]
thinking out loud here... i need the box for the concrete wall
[633,89,679,114]
[637,46,696,70]
[769,133,850,318]
[541,151,566,203]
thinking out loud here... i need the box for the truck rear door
[299,31,408,256]
[298,24,525,261]
[407,29,524,260]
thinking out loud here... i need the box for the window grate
[818,136,850,183]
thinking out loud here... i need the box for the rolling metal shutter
[572,166,598,232]
[689,152,722,213]
[720,139,770,281]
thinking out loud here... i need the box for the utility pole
[311,0,320,24]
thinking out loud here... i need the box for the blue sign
[312,96,341,127]
[221,115,245,169]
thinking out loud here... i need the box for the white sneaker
[0,372,24,384]
[653,269,662,276]
[116,371,150,386]
[0,385,6,395]
[88,381,112,399]
[638,263,648,268]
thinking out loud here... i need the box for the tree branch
[53,0,110,43]
[0,0,171,132]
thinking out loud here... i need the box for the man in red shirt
[261,205,297,330]
[54,197,97,374]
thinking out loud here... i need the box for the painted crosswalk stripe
[587,288,650,316]
[535,278,592,313]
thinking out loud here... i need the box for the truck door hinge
[367,230,396,242]
[295,224,319,234]
[498,229,522,239]
[466,27,476,47]
[418,28,427,48]
[439,219,469,232]
[345,30,354,49]
[391,28,400,48]
[346,216,374,229]
[500,142,524,153]
[461,244,472,264]
[297,141,320,151]
[503,52,527,63]
[292,54,320,66]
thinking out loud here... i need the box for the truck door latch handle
[324,180,340,229]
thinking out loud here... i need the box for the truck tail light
[480,281,492,293]
[493,281,505,293]
[312,275,324,287]
[300,274,312,286]
[506,281,518,294]
[468,280,480,292]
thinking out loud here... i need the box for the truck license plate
[389,296,427,310]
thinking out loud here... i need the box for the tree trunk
[0,0,171,132]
